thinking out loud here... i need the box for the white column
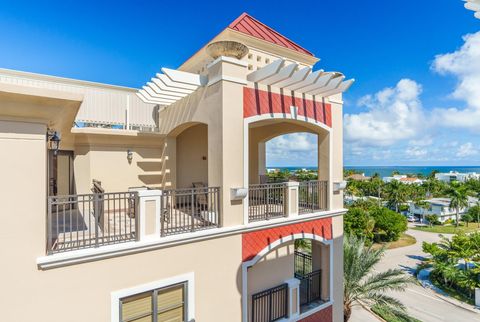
[137,189,162,241]
[286,181,299,217]
[284,278,301,319]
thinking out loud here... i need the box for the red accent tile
[229,13,313,56]
[298,305,333,322]
[243,87,332,127]
[242,218,332,262]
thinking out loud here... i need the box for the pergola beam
[286,70,323,91]
[310,76,345,95]
[261,63,298,86]
[147,82,188,99]
[316,79,355,97]
[162,68,207,86]
[301,72,336,93]
[247,59,284,82]
[273,67,311,88]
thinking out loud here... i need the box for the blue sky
[0,1,479,166]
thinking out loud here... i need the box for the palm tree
[385,180,407,212]
[446,183,470,227]
[343,235,413,321]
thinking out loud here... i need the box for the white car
[407,215,416,222]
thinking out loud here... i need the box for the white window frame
[111,272,195,322]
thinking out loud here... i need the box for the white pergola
[246,59,354,97]
[138,59,354,106]
[136,68,207,106]
[465,0,480,19]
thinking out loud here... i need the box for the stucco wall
[176,123,208,188]
[73,136,164,194]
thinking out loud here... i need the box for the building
[383,175,424,185]
[435,171,480,183]
[346,173,371,181]
[464,0,480,19]
[0,13,352,322]
[409,196,479,223]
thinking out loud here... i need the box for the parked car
[407,215,417,222]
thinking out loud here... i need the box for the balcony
[45,180,329,255]
[248,181,328,223]
[46,187,220,254]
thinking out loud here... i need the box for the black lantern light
[47,130,61,155]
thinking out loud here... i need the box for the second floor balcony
[46,180,329,255]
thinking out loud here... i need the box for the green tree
[425,214,439,227]
[446,183,470,227]
[462,213,473,227]
[370,207,408,242]
[344,208,375,242]
[467,204,480,227]
[385,180,407,212]
[343,235,413,321]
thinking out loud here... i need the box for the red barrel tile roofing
[228,12,314,56]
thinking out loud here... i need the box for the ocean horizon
[267,165,480,177]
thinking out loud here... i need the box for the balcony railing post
[47,197,53,254]
[284,278,300,320]
[93,193,100,248]
[286,181,299,217]
[191,189,195,232]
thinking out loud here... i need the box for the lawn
[372,233,417,250]
[411,224,480,234]
[371,304,422,322]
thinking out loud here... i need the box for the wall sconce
[333,181,347,193]
[127,149,133,164]
[46,129,61,155]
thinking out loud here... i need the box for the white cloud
[266,133,318,166]
[344,79,425,146]
[405,146,428,158]
[457,142,478,157]
[432,31,480,132]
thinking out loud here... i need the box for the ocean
[268,166,480,177]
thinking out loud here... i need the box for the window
[120,283,186,322]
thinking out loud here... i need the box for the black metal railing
[47,191,138,254]
[248,183,287,222]
[295,270,322,307]
[160,187,220,236]
[295,251,313,276]
[299,180,328,214]
[251,283,288,322]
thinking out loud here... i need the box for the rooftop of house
[228,13,314,56]
[346,173,371,181]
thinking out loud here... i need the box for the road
[351,226,480,322]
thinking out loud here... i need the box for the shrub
[371,207,407,242]
[344,207,375,243]
[426,214,440,226]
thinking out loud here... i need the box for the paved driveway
[351,227,480,322]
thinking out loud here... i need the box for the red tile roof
[228,13,314,56]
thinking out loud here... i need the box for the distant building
[383,175,424,185]
[409,196,479,223]
[346,173,371,181]
[435,171,480,183]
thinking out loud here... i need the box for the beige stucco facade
[0,12,349,322]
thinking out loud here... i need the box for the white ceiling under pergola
[137,59,354,106]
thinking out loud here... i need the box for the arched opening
[245,235,332,321]
[167,122,208,189]
[247,118,330,222]
[248,119,329,184]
